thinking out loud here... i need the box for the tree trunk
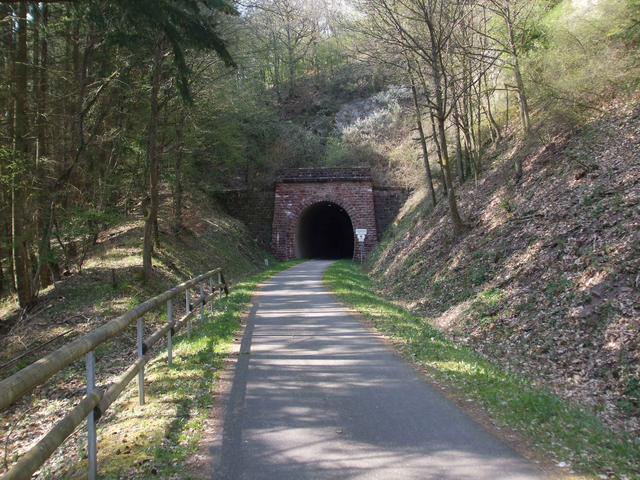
[31,199,56,295]
[515,152,523,183]
[406,64,436,207]
[35,4,51,290]
[12,3,33,307]
[173,110,185,233]
[142,30,163,281]
[508,22,531,133]
[312,41,319,84]
[459,94,473,178]
[287,50,295,97]
[154,101,170,249]
[12,177,32,307]
[429,112,447,196]
[436,114,463,234]
[286,27,295,98]
[429,37,463,234]
[2,7,14,294]
[3,220,15,293]
[476,82,482,173]
[272,34,282,102]
[505,83,510,132]
[484,75,502,142]
[466,88,477,170]
[8,233,16,293]
[461,118,473,177]
[454,103,465,183]
[71,16,80,153]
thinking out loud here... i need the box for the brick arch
[271,170,378,262]
[291,196,357,224]
[293,198,356,259]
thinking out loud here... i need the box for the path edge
[321,263,572,480]
[189,262,303,480]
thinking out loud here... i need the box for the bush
[526,0,640,127]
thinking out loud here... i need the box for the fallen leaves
[368,96,640,437]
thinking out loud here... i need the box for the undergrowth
[324,260,640,480]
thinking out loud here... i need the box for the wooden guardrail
[0,268,229,480]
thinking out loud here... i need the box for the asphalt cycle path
[207,260,548,479]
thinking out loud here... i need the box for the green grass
[468,286,506,325]
[323,260,640,480]
[45,260,300,480]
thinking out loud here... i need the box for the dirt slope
[367,97,640,435]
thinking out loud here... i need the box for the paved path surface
[207,261,548,479]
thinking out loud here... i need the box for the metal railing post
[86,350,97,480]
[186,288,191,338]
[167,300,172,367]
[0,267,229,480]
[218,272,222,301]
[137,318,145,405]
[209,277,214,314]
[200,282,205,325]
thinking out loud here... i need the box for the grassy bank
[324,260,640,480]
[365,100,640,439]
[12,260,299,480]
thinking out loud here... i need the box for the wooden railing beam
[0,388,103,480]
[0,268,222,410]
[0,267,230,480]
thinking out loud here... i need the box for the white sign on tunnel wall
[355,229,367,243]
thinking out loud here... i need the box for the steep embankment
[367,98,640,435]
[0,193,273,478]
[0,192,270,342]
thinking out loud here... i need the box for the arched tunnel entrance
[295,202,355,259]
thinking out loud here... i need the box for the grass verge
[323,260,640,480]
[46,260,300,480]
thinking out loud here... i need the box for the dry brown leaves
[369,96,640,436]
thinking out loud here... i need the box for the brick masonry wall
[372,188,411,240]
[214,176,409,259]
[278,167,372,182]
[214,189,275,249]
[271,181,378,262]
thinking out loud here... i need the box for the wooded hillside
[2,0,638,310]
[0,0,639,477]
[367,95,640,438]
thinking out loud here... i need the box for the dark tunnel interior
[295,202,354,259]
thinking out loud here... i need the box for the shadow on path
[208,261,548,480]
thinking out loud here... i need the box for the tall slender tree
[108,0,238,280]
[355,0,468,233]
[12,2,33,307]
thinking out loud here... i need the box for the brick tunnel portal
[215,168,409,262]
[295,201,354,259]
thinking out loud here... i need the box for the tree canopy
[0,0,637,306]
